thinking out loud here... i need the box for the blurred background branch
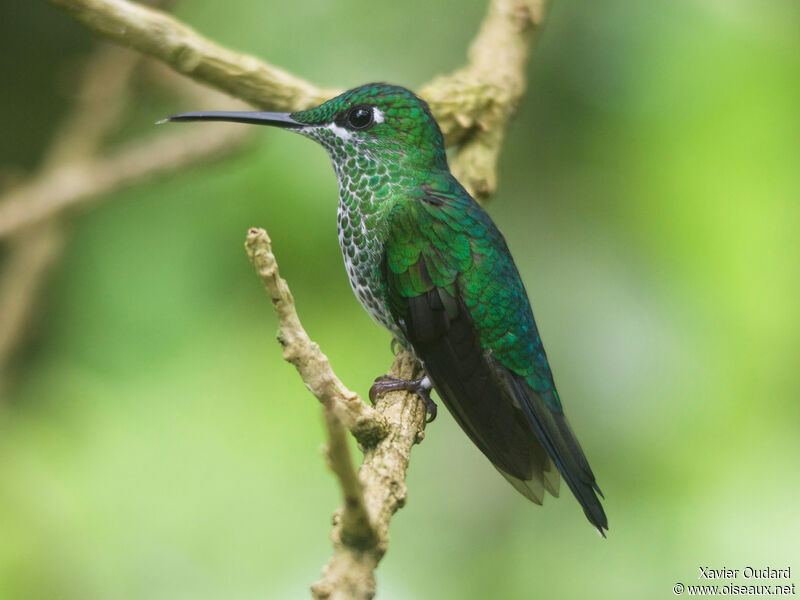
[0,39,142,389]
[0,18,255,390]
[0,223,64,387]
[0,125,252,239]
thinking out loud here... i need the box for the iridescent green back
[383,173,561,410]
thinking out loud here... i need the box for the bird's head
[164,83,448,175]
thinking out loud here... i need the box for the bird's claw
[369,375,437,423]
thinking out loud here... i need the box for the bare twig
[323,409,377,550]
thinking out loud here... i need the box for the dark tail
[404,289,608,534]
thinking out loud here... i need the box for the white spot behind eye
[325,122,353,141]
[373,107,385,124]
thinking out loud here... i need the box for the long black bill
[158,111,304,128]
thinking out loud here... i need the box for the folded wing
[383,184,607,534]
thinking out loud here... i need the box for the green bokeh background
[2,1,799,598]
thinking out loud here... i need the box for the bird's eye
[346,105,374,130]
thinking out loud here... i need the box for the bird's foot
[369,375,437,423]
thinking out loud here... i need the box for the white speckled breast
[299,124,402,337]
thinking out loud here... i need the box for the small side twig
[323,409,377,549]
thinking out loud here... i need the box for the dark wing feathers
[384,182,608,534]
[405,288,547,482]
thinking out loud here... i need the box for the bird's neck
[331,151,450,334]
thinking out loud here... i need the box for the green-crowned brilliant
[165,83,607,535]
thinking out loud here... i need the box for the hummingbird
[164,83,608,535]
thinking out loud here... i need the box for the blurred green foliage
[1,0,799,598]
